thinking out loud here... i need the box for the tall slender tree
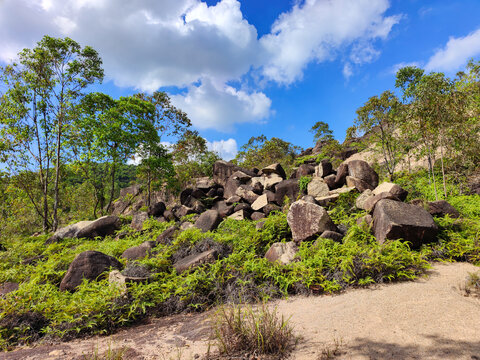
[0,36,104,230]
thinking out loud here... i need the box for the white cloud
[207,138,238,160]
[0,0,400,130]
[343,63,353,79]
[0,0,260,90]
[170,78,272,132]
[425,28,480,72]
[259,0,401,84]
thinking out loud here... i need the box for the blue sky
[1,0,480,160]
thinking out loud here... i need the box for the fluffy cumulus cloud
[425,28,480,72]
[259,0,401,83]
[170,78,272,132]
[207,138,238,160]
[0,0,399,130]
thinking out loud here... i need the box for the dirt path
[2,262,480,360]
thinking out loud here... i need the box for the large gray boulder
[373,199,438,248]
[121,241,156,261]
[194,210,222,232]
[315,160,333,178]
[307,177,330,198]
[47,216,122,244]
[363,192,400,213]
[76,216,122,239]
[372,182,408,201]
[347,160,379,189]
[261,163,286,179]
[274,179,300,205]
[224,177,242,199]
[427,200,460,218]
[60,251,122,291]
[356,189,373,210]
[195,177,216,190]
[287,200,337,244]
[212,200,235,218]
[45,220,93,244]
[334,163,349,188]
[174,249,218,274]
[295,164,315,178]
[235,185,259,204]
[346,176,374,193]
[213,161,255,187]
[251,194,268,211]
[264,173,284,190]
[112,184,142,215]
[131,212,148,231]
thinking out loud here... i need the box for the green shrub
[298,176,312,193]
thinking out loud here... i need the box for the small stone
[251,194,268,211]
[265,242,298,265]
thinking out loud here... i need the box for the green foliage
[298,176,312,193]
[234,135,301,175]
[311,121,334,143]
[1,170,479,349]
[355,90,403,180]
[172,130,220,189]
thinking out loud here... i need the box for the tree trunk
[52,120,62,231]
[147,171,151,208]
[439,135,447,199]
[105,162,116,213]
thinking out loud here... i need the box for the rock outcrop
[60,251,122,292]
[47,216,121,244]
[287,200,337,244]
[372,199,438,248]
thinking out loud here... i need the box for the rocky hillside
[0,156,478,351]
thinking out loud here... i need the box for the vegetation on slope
[0,174,478,349]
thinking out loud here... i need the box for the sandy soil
[2,262,480,360]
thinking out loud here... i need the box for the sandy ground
[2,262,480,360]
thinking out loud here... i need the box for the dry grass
[207,303,298,359]
[462,271,480,298]
[318,337,344,359]
[82,344,127,360]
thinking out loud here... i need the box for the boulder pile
[52,158,456,290]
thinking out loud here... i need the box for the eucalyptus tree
[171,130,220,188]
[234,135,300,171]
[396,67,457,199]
[355,90,403,180]
[137,142,175,207]
[0,36,103,230]
[134,91,191,140]
[453,60,480,170]
[310,121,334,143]
[72,93,161,216]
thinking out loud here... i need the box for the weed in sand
[82,342,127,360]
[462,271,480,297]
[318,337,344,359]
[208,303,298,359]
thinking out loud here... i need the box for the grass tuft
[208,303,298,359]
